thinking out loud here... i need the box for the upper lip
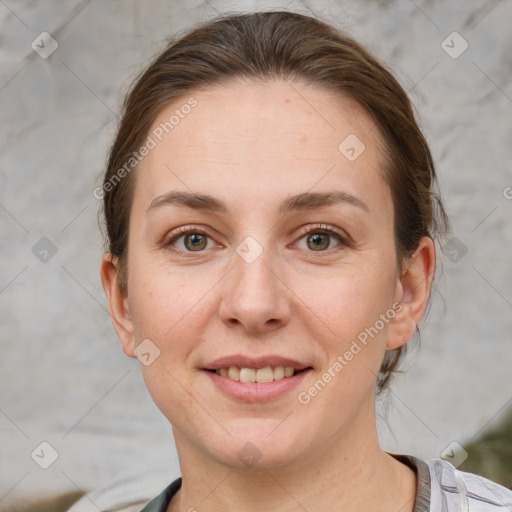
[203,354,311,371]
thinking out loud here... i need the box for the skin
[101,79,435,512]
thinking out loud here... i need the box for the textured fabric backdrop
[1,0,511,506]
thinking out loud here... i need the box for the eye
[163,223,349,256]
[163,226,218,254]
[293,224,348,253]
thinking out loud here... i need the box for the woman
[72,10,512,512]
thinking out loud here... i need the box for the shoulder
[65,469,177,512]
[424,457,512,511]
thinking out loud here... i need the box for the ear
[100,253,136,358]
[386,237,436,350]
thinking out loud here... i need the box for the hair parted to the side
[100,10,450,396]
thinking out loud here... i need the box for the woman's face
[102,79,432,470]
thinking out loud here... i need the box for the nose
[219,246,292,334]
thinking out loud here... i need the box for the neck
[168,398,416,512]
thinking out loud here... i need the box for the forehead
[131,79,391,217]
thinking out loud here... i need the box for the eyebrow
[146,190,369,215]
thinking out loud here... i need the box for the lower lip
[203,369,312,402]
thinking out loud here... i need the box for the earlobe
[386,237,436,350]
[99,253,136,358]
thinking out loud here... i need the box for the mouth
[201,354,313,401]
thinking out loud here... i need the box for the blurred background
[1,0,511,510]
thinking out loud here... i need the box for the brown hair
[100,10,449,395]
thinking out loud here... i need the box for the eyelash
[163,223,349,256]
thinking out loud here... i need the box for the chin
[206,424,310,471]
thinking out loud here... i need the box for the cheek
[128,262,217,363]
[292,261,395,381]
[128,263,181,342]
[129,272,206,411]
[299,263,394,333]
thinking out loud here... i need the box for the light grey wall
[1,0,511,505]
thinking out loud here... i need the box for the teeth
[274,366,284,380]
[215,365,299,383]
[255,366,273,383]
[227,367,240,381]
[284,366,294,378]
[240,368,256,383]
